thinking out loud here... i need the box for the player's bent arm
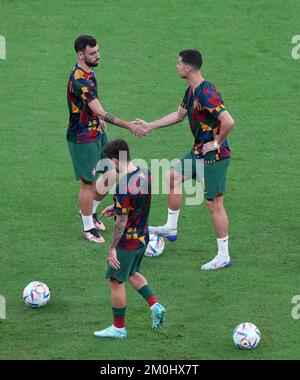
[88,98,130,129]
[147,105,187,130]
[215,110,235,146]
[110,214,128,249]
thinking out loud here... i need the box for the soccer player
[136,50,234,270]
[93,139,165,339]
[67,35,146,244]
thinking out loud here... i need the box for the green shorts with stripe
[67,132,109,182]
[173,150,230,200]
[105,247,146,283]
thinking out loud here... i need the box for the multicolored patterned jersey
[114,167,151,250]
[181,80,231,161]
[67,64,104,144]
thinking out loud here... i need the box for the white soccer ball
[232,322,261,349]
[23,281,50,308]
[145,234,165,257]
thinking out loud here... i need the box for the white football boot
[201,255,231,271]
[94,325,127,339]
[149,225,177,242]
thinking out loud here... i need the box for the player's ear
[111,158,119,167]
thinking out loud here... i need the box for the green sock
[112,307,126,328]
[138,285,158,307]
[112,307,126,317]
[138,285,154,300]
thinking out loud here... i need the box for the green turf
[1,0,300,360]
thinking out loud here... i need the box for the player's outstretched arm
[136,105,187,133]
[88,98,147,136]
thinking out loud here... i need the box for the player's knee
[80,177,93,186]
[128,272,141,283]
[96,170,117,195]
[166,169,178,187]
[206,200,220,215]
[127,276,135,288]
[216,193,224,206]
[165,169,172,184]
[109,278,123,287]
[105,169,117,184]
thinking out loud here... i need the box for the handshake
[128,119,151,137]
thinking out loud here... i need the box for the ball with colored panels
[23,281,50,308]
[145,234,165,257]
[232,322,261,349]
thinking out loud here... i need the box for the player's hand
[202,141,216,155]
[99,119,107,132]
[101,204,115,217]
[128,121,148,137]
[109,246,120,269]
[135,119,152,134]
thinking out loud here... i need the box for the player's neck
[77,60,93,73]
[187,72,205,89]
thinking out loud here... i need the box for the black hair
[102,139,131,162]
[179,50,203,70]
[74,35,97,52]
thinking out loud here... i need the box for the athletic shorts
[67,132,109,182]
[105,247,146,283]
[173,150,230,200]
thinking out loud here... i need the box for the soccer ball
[144,234,165,257]
[232,322,261,349]
[23,281,50,308]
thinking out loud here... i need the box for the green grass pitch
[0,0,300,360]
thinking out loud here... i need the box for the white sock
[165,208,180,230]
[82,214,95,231]
[113,325,126,331]
[150,302,158,311]
[92,200,101,214]
[217,236,229,258]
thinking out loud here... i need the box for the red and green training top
[67,64,104,144]
[114,167,151,250]
[181,80,231,161]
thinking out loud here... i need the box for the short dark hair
[102,139,131,162]
[74,35,97,52]
[179,50,203,70]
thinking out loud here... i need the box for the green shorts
[105,247,146,283]
[173,150,230,200]
[67,132,109,182]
